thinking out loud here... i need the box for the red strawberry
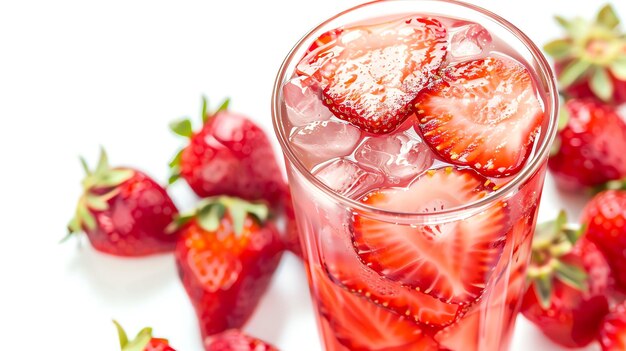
[204,329,277,351]
[549,99,626,190]
[352,167,508,305]
[414,56,543,177]
[599,301,626,351]
[169,97,287,205]
[298,16,448,134]
[113,320,176,351]
[311,264,439,351]
[521,211,610,348]
[174,197,283,339]
[545,5,626,103]
[582,190,626,292]
[67,149,178,256]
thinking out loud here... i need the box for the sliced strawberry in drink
[352,167,508,304]
[324,254,463,329]
[414,56,543,177]
[298,17,448,134]
[305,28,343,54]
[437,221,533,351]
[311,265,440,351]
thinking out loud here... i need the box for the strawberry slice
[414,56,543,177]
[311,265,440,351]
[324,254,463,329]
[298,17,448,134]
[352,167,508,304]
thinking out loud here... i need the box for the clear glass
[272,1,558,350]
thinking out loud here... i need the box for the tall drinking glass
[272,1,558,350]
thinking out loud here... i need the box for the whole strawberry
[545,5,626,103]
[522,211,611,348]
[169,97,287,205]
[599,301,626,351]
[174,196,283,339]
[67,149,178,256]
[113,320,176,351]
[548,99,626,190]
[582,189,626,293]
[204,329,277,351]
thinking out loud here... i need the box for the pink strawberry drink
[272,1,558,350]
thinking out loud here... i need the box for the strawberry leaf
[590,67,614,101]
[597,4,620,30]
[123,327,153,351]
[216,98,230,113]
[66,216,81,235]
[533,273,554,309]
[595,178,626,192]
[201,96,209,123]
[169,119,193,138]
[79,206,96,231]
[221,197,268,235]
[559,59,592,88]
[97,169,134,188]
[165,213,194,234]
[169,149,183,168]
[198,203,226,233]
[610,58,626,80]
[79,156,91,176]
[534,210,568,249]
[543,39,572,59]
[113,320,129,348]
[95,147,110,176]
[86,194,109,211]
[554,15,571,31]
[168,172,180,185]
[555,261,589,292]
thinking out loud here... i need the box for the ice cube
[354,127,434,184]
[314,158,383,198]
[450,23,492,58]
[290,119,361,168]
[283,77,333,127]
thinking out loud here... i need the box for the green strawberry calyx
[527,210,589,309]
[113,320,165,351]
[167,196,269,236]
[594,177,626,193]
[168,96,230,185]
[66,148,134,237]
[545,4,626,101]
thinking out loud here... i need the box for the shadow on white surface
[513,317,601,351]
[246,253,321,351]
[65,240,178,305]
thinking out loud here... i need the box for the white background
[0,1,622,350]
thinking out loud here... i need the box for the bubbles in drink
[314,158,383,198]
[283,77,333,127]
[354,127,434,184]
[290,119,361,167]
[450,23,492,58]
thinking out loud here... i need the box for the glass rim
[271,0,559,222]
